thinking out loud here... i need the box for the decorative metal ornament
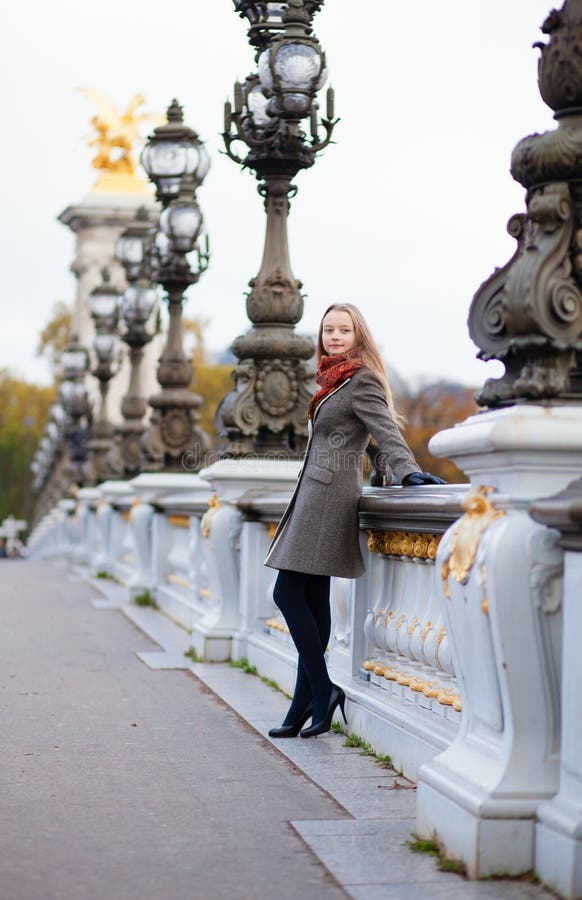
[233,0,324,55]
[469,0,582,406]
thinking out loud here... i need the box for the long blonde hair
[317,303,404,426]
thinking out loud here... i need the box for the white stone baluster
[126,502,155,601]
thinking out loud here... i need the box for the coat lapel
[313,377,352,423]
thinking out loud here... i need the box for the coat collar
[313,377,352,423]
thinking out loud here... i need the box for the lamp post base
[141,389,209,473]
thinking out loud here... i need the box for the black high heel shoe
[300,686,347,738]
[268,703,313,738]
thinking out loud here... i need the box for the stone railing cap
[529,477,582,550]
[98,481,135,500]
[130,473,211,502]
[359,484,470,534]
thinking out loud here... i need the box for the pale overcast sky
[1,0,555,389]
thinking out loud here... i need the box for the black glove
[402,471,447,486]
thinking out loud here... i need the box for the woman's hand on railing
[401,471,447,486]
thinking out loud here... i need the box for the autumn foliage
[398,381,478,484]
[0,371,55,524]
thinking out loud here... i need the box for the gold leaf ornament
[441,486,506,599]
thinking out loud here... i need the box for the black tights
[273,570,332,724]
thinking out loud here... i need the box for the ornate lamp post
[85,271,122,485]
[58,337,91,485]
[468,3,582,406]
[219,0,337,456]
[107,209,161,478]
[139,100,211,472]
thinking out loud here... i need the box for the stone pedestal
[57,499,76,558]
[127,473,211,616]
[92,480,134,574]
[416,405,582,878]
[72,487,100,565]
[195,459,300,661]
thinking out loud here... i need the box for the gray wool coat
[264,367,419,578]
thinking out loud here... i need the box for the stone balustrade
[27,470,467,775]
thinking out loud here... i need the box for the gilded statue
[78,89,161,176]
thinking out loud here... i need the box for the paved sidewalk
[1,562,346,900]
[1,562,553,900]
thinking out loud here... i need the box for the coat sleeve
[351,369,419,483]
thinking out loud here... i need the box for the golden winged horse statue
[77,89,162,187]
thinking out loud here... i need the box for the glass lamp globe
[89,285,119,323]
[93,333,120,365]
[160,202,202,253]
[121,284,160,327]
[141,100,210,203]
[59,380,89,417]
[247,82,271,128]
[258,41,327,118]
[116,233,143,266]
[61,347,88,378]
[115,234,144,282]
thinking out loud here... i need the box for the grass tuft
[408,834,467,876]
[95,570,120,583]
[375,752,394,769]
[134,590,156,607]
[340,731,395,769]
[229,657,258,675]
[409,837,439,856]
[228,658,291,698]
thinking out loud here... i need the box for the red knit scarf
[307,352,365,419]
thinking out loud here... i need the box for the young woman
[264,303,445,739]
